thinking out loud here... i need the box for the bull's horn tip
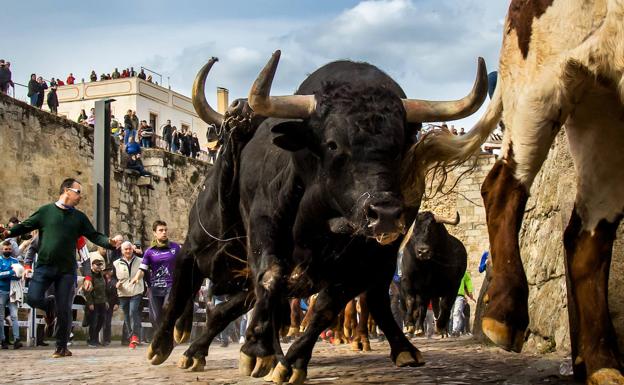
[273,50,282,57]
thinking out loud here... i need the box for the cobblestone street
[5,336,576,384]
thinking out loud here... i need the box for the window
[181,123,189,132]
[149,112,158,130]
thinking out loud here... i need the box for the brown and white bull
[414,1,624,383]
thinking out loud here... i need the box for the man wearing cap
[0,178,121,358]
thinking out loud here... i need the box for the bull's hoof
[239,351,255,376]
[178,354,193,369]
[147,342,172,365]
[289,368,307,385]
[396,350,425,367]
[482,317,525,353]
[263,367,275,382]
[190,357,206,372]
[415,329,425,337]
[252,355,276,378]
[351,341,362,351]
[271,362,289,384]
[362,339,371,352]
[287,327,299,338]
[174,326,191,344]
[588,368,624,385]
[406,325,415,334]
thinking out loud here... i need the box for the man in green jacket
[452,270,475,337]
[0,178,120,358]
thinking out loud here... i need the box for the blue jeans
[29,94,38,106]
[26,265,76,349]
[141,138,151,148]
[0,291,19,342]
[119,295,142,338]
[124,128,137,145]
[147,286,170,331]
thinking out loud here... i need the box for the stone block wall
[0,93,210,247]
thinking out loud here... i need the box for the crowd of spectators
[0,213,194,351]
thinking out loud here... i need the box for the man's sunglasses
[67,188,81,194]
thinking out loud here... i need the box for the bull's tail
[401,84,503,207]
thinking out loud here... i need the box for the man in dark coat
[162,120,172,151]
[47,87,59,114]
[36,77,47,108]
[0,60,13,95]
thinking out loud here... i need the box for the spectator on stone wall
[89,70,97,82]
[121,69,129,78]
[0,59,14,95]
[162,120,172,152]
[126,153,151,176]
[180,127,192,157]
[113,241,144,349]
[112,68,121,79]
[191,132,201,159]
[36,77,47,109]
[138,120,153,148]
[56,78,65,86]
[171,126,180,153]
[76,109,87,124]
[86,108,95,128]
[137,69,146,80]
[49,78,57,88]
[126,136,141,156]
[47,86,59,115]
[27,74,39,106]
[129,67,136,77]
[66,73,75,85]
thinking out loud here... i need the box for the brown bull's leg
[287,298,302,339]
[345,299,358,350]
[480,159,529,352]
[357,294,371,351]
[564,208,624,383]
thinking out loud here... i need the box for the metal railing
[140,66,163,85]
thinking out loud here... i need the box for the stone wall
[0,93,210,246]
[518,130,624,354]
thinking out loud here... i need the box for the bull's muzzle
[366,203,405,245]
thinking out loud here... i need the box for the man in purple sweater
[130,220,180,330]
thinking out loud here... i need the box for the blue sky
[3,0,510,129]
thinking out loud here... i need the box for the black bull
[146,51,488,384]
[400,211,467,337]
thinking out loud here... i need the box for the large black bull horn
[192,57,224,127]
[433,211,460,226]
[402,57,488,123]
[248,50,317,118]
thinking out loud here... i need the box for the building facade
[50,77,228,149]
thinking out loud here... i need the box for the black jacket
[162,124,172,140]
[27,79,39,97]
[47,89,59,108]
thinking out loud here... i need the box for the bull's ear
[271,119,309,152]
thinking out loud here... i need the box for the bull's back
[499,0,607,116]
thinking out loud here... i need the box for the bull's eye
[326,141,338,151]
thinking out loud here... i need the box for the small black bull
[148,50,488,385]
[400,211,467,337]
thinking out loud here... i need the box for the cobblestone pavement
[5,336,576,385]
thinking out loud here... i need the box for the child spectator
[0,241,22,349]
[102,266,119,346]
[85,253,107,347]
